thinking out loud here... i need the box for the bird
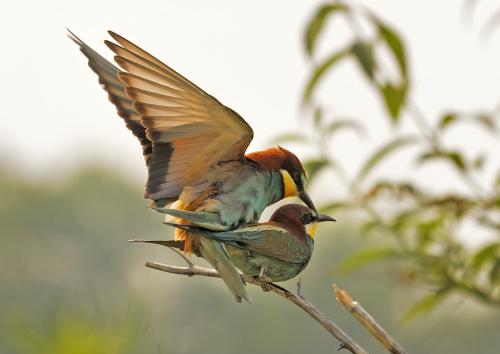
[68,30,317,302]
[137,204,335,283]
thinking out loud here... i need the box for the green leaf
[360,219,382,234]
[490,259,500,284]
[379,82,408,121]
[313,106,323,127]
[401,291,446,324]
[446,152,467,171]
[338,247,402,273]
[326,119,365,137]
[318,201,353,214]
[473,114,496,131]
[303,48,350,102]
[418,150,467,172]
[303,158,330,182]
[438,113,459,130]
[351,41,376,80]
[304,2,349,56]
[376,21,407,76]
[438,112,496,133]
[471,242,500,269]
[473,154,486,170]
[495,173,500,193]
[271,133,308,145]
[354,136,419,185]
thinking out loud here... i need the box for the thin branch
[333,284,408,354]
[145,261,368,354]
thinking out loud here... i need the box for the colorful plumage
[69,30,317,302]
[144,204,335,282]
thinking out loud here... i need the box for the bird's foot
[258,278,273,292]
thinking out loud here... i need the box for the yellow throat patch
[280,169,298,198]
[306,223,317,239]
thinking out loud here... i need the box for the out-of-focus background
[2,0,500,353]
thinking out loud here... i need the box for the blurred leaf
[473,154,486,170]
[480,7,500,39]
[351,41,376,80]
[438,113,459,130]
[416,217,444,251]
[338,247,402,273]
[5,310,140,354]
[304,2,349,56]
[375,19,408,76]
[392,208,421,232]
[495,173,500,193]
[471,242,500,269]
[326,119,365,138]
[272,133,308,145]
[355,136,420,185]
[490,259,500,284]
[438,112,496,133]
[401,291,446,324]
[304,158,330,182]
[313,106,323,127]
[303,48,350,102]
[363,181,422,201]
[474,114,496,131]
[379,82,408,121]
[360,219,382,234]
[319,201,353,213]
[418,150,467,172]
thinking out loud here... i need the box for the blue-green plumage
[163,204,335,282]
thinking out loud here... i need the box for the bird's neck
[245,152,287,203]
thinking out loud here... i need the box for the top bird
[69,30,316,302]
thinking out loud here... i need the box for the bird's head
[270,204,335,240]
[246,146,316,213]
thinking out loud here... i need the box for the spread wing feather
[67,30,152,163]
[70,30,254,203]
[105,31,254,201]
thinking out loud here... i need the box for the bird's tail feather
[128,239,185,250]
[198,236,250,303]
[129,236,250,303]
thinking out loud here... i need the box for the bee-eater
[69,30,316,302]
[142,204,335,282]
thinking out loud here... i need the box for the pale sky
[2,0,500,211]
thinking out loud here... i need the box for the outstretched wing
[203,223,309,263]
[68,30,152,163]
[105,31,254,202]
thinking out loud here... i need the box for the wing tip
[108,30,128,46]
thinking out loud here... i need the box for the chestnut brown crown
[246,146,307,190]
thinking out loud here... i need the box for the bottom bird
[134,204,335,287]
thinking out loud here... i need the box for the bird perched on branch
[69,30,317,302]
[138,204,335,282]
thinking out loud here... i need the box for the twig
[145,261,368,354]
[333,284,408,354]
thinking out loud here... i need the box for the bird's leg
[294,277,304,299]
[257,265,272,292]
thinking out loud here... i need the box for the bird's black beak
[316,213,336,223]
[298,189,318,215]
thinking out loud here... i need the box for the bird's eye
[302,213,314,224]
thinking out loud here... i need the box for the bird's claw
[259,278,273,292]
